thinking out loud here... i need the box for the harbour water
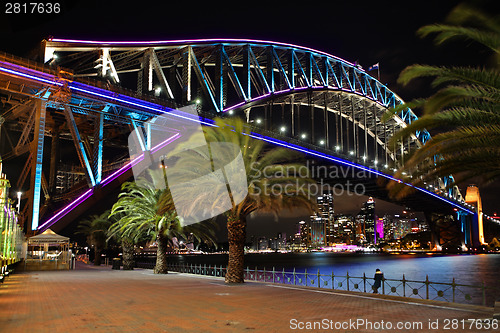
[167,252,500,290]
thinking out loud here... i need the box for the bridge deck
[0,262,494,332]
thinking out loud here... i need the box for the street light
[17,192,22,213]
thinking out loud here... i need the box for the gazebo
[25,229,71,270]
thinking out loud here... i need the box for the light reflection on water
[169,252,500,287]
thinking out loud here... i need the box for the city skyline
[245,192,425,242]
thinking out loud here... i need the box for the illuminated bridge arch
[0,37,469,233]
[45,39,431,170]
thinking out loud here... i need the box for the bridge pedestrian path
[0,262,495,332]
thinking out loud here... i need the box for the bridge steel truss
[0,52,181,232]
[0,38,484,248]
[44,39,460,197]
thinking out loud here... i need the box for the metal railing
[133,258,500,307]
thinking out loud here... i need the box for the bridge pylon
[463,185,486,249]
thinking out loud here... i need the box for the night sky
[1,0,498,237]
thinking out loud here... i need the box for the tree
[163,117,317,283]
[77,210,113,266]
[107,211,137,270]
[109,179,180,274]
[109,175,218,273]
[383,3,500,198]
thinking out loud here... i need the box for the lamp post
[17,192,22,213]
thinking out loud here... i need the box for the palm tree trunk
[154,234,169,274]
[121,238,135,270]
[225,214,246,283]
[94,248,102,266]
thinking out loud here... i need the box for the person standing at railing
[373,268,384,294]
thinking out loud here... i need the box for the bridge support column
[338,94,344,152]
[461,213,482,250]
[465,185,486,248]
[48,125,60,195]
[92,113,104,185]
[309,93,315,144]
[322,93,329,149]
[63,106,96,188]
[351,96,358,158]
[29,99,46,231]
[182,47,192,104]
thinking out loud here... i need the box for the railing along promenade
[134,255,499,307]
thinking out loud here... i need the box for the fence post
[363,273,366,293]
[382,276,385,295]
[426,275,430,300]
[255,266,258,281]
[452,277,455,303]
[317,269,320,288]
[305,268,308,286]
[332,271,335,290]
[246,266,249,280]
[347,271,350,291]
[282,268,285,285]
[272,267,275,283]
[263,267,266,282]
[403,274,406,297]
[293,267,296,285]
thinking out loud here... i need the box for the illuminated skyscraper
[333,214,355,244]
[357,197,375,244]
[299,220,311,247]
[310,191,334,247]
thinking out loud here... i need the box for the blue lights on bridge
[0,39,478,233]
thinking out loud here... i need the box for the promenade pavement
[0,262,496,333]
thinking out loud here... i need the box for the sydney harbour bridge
[0,38,493,250]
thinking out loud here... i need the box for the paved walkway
[0,262,496,332]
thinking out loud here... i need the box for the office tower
[299,220,311,247]
[357,197,375,244]
[310,191,334,247]
[334,214,355,244]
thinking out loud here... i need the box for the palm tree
[109,175,218,273]
[107,211,137,270]
[77,210,113,266]
[384,3,500,198]
[163,117,317,283]
[108,179,180,274]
